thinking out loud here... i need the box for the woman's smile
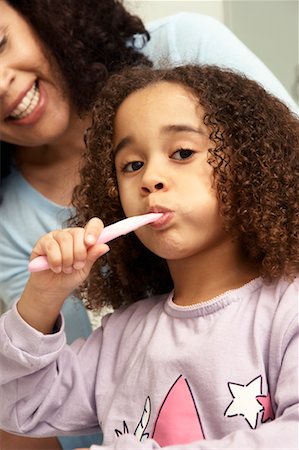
[8,81,40,120]
[4,80,47,126]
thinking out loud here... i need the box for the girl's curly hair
[1,0,151,177]
[72,64,299,310]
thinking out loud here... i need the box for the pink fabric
[256,394,275,423]
[152,375,204,446]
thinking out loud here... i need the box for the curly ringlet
[72,64,299,310]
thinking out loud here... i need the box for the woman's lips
[9,82,39,119]
[5,81,46,126]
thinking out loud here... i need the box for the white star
[224,376,264,429]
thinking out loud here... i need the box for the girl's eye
[122,161,144,173]
[171,148,194,160]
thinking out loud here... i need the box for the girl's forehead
[112,80,206,145]
[116,81,199,118]
[123,80,193,101]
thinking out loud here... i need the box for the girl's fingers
[72,228,88,270]
[80,243,110,275]
[87,243,110,265]
[32,232,63,273]
[84,217,104,246]
[53,230,77,273]
[30,220,108,275]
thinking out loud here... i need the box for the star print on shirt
[224,375,273,429]
[256,392,275,423]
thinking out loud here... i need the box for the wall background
[124,0,299,104]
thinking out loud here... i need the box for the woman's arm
[145,13,298,113]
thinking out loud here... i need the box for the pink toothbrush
[28,212,163,273]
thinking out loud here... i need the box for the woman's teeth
[10,82,40,120]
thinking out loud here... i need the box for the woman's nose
[0,67,15,96]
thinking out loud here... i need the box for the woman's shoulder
[146,12,222,36]
[144,12,298,112]
[142,12,218,69]
[144,12,221,59]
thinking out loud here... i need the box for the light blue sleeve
[144,13,298,114]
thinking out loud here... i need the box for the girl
[5,1,295,447]
[0,65,298,450]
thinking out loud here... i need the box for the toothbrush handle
[28,213,162,272]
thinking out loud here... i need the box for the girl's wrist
[17,280,66,334]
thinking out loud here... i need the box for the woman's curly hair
[72,64,299,310]
[1,0,151,177]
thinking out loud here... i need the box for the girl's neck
[14,117,90,207]
[168,240,260,307]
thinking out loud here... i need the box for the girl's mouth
[8,81,40,121]
[150,211,174,228]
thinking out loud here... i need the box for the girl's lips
[5,81,47,126]
[149,211,174,228]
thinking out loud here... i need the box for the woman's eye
[122,161,144,172]
[0,35,8,51]
[171,148,194,160]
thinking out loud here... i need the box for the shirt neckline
[164,277,262,318]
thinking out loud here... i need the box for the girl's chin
[147,244,188,262]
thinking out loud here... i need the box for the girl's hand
[17,218,109,334]
[28,217,110,296]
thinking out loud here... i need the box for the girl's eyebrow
[113,137,133,156]
[162,124,205,135]
[113,124,205,156]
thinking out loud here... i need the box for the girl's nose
[141,173,168,194]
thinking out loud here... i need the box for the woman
[0,1,297,449]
